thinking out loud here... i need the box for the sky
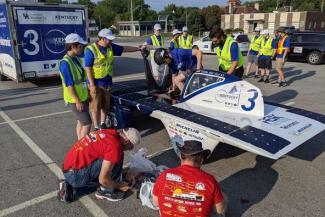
[145,0,228,11]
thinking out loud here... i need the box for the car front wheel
[307,51,322,65]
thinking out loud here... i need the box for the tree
[201,5,224,30]
[77,0,96,19]
[159,3,185,22]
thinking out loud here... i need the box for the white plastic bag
[128,148,157,173]
[139,181,159,210]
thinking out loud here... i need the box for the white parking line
[0,110,71,126]
[0,191,57,217]
[0,109,108,217]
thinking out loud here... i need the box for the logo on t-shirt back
[195,182,205,191]
[166,173,182,182]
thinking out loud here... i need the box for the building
[225,0,259,14]
[221,11,325,33]
[117,20,185,36]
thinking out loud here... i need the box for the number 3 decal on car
[241,89,258,111]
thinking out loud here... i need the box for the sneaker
[95,189,125,202]
[278,81,288,87]
[100,123,108,130]
[257,77,264,82]
[254,75,259,79]
[264,78,270,83]
[242,74,248,79]
[57,179,74,203]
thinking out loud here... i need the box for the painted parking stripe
[0,109,109,217]
[0,110,71,126]
[0,191,57,217]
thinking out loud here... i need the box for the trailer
[0,0,88,82]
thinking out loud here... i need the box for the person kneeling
[58,128,141,202]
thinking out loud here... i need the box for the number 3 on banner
[241,89,258,111]
[23,29,39,55]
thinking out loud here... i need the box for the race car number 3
[241,89,258,111]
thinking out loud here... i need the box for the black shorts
[258,57,272,70]
[220,66,244,78]
[68,101,92,126]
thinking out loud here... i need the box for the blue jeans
[64,153,124,196]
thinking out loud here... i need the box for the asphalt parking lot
[0,45,325,217]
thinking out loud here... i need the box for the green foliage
[200,5,224,30]
[259,0,322,12]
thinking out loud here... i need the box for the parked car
[193,33,250,55]
[288,32,325,65]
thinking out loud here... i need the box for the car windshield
[184,73,225,96]
[236,35,250,43]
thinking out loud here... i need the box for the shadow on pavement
[204,143,245,164]
[264,89,298,103]
[0,92,47,102]
[288,130,325,161]
[0,98,62,111]
[286,70,316,85]
[220,156,278,217]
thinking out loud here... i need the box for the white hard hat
[261,30,269,35]
[254,27,261,32]
[64,33,87,45]
[123,128,141,146]
[182,26,188,32]
[98,28,115,40]
[172,29,182,35]
[154,23,162,30]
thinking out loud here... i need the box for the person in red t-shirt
[152,140,226,217]
[57,128,141,203]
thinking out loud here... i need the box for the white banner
[16,9,83,25]
[21,59,60,77]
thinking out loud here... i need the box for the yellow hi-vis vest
[261,37,274,56]
[215,36,244,72]
[170,38,179,49]
[59,55,88,103]
[178,35,193,49]
[249,34,263,52]
[150,35,164,47]
[86,43,113,78]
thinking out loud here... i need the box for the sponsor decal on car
[215,85,240,108]
[259,114,289,125]
[293,123,312,136]
[280,121,299,129]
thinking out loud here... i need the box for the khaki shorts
[89,86,111,113]
[276,58,286,69]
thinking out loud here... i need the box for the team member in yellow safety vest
[273,27,290,87]
[244,27,263,78]
[257,30,277,83]
[145,23,164,47]
[84,28,142,130]
[209,27,244,78]
[59,33,91,139]
[170,29,182,50]
[178,26,193,49]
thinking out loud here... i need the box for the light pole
[185,8,188,27]
[321,0,324,12]
[130,0,134,36]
